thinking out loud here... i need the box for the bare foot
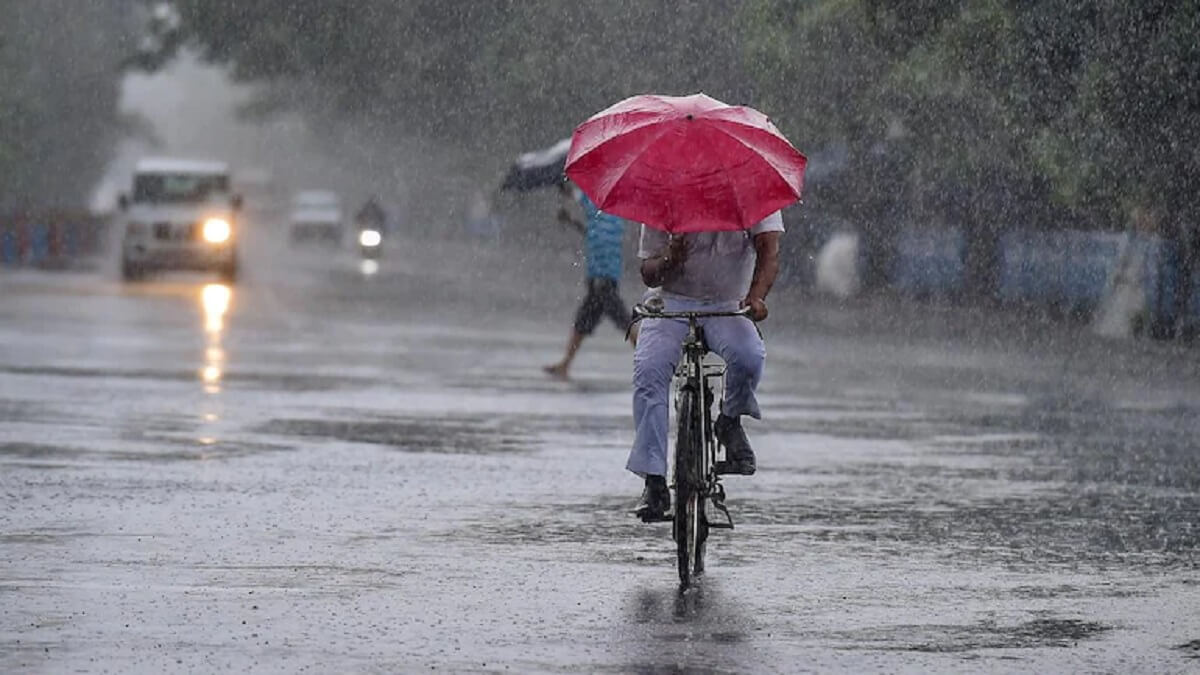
[543,363,569,380]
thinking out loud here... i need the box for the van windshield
[134,173,229,203]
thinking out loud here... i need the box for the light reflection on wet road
[2,241,1199,672]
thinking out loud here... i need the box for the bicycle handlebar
[631,303,752,321]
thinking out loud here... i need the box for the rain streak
[2,2,1200,672]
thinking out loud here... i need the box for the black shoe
[714,414,756,475]
[634,476,671,521]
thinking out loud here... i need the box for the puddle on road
[258,415,531,455]
[0,527,157,545]
[445,372,630,396]
[739,486,1200,572]
[0,443,89,461]
[441,495,677,567]
[836,617,1110,652]
[521,414,627,437]
[190,563,410,591]
[1006,584,1129,600]
[0,364,378,392]
[743,385,1200,574]
[0,398,48,423]
[0,439,290,465]
[461,514,653,549]
[615,584,759,673]
[764,411,957,441]
[0,364,200,383]
[1175,639,1200,659]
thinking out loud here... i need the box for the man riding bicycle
[631,213,783,520]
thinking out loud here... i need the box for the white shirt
[637,211,784,302]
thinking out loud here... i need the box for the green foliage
[745,0,1200,234]
[0,0,134,212]
[138,0,1200,236]
[143,0,748,155]
[742,0,885,143]
[1064,2,1200,224]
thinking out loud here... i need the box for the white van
[289,189,344,245]
[119,158,241,282]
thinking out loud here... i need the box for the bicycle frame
[632,302,747,586]
[675,317,723,495]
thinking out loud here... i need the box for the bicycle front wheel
[674,385,704,587]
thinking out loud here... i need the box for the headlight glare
[202,218,232,243]
[359,229,381,247]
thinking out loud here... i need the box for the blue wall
[891,226,965,297]
[996,229,1126,313]
[885,225,1199,327]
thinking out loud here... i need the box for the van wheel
[218,255,238,284]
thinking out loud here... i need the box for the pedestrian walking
[544,181,636,379]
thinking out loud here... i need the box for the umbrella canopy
[565,93,807,233]
[498,138,571,192]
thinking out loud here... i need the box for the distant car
[289,190,343,245]
[119,158,241,282]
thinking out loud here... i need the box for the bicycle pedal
[632,503,673,522]
[636,511,673,523]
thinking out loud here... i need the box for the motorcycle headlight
[202,218,232,243]
[359,229,381,247]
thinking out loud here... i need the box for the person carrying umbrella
[565,94,807,520]
[495,137,637,376]
[543,180,637,379]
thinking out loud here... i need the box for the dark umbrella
[498,138,571,192]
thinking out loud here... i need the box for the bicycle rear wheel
[674,385,704,587]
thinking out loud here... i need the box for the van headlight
[202,218,232,243]
[359,229,381,247]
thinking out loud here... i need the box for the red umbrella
[564,93,807,233]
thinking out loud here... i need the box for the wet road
[3,236,1200,673]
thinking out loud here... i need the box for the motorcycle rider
[355,197,387,233]
[354,197,388,257]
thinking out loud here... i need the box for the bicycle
[631,301,750,588]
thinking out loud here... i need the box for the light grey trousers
[627,297,765,477]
